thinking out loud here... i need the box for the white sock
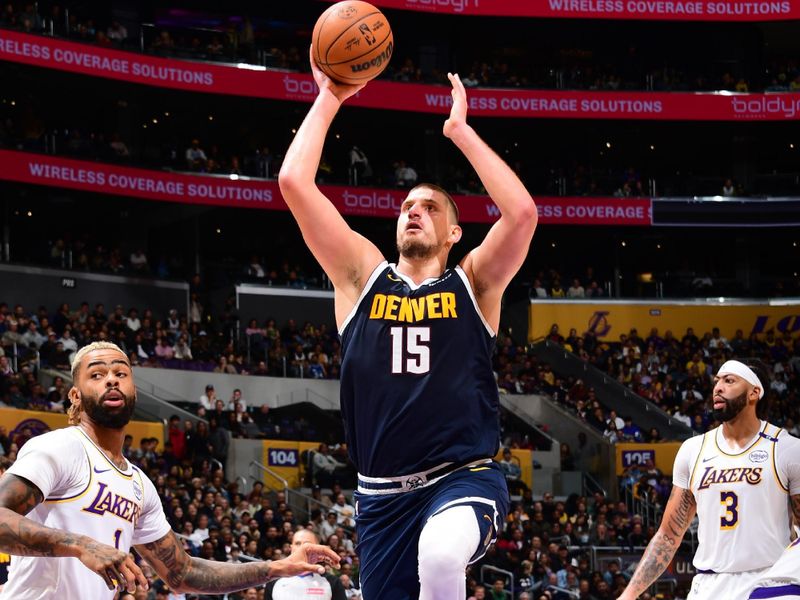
[418,505,481,600]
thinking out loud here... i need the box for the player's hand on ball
[271,542,341,577]
[78,538,149,593]
[443,72,468,139]
[309,46,366,104]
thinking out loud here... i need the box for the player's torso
[3,428,145,599]
[340,262,499,477]
[689,422,791,572]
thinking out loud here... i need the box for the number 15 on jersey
[390,327,431,374]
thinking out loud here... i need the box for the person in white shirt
[264,530,346,600]
[620,359,800,600]
[199,385,216,411]
[58,329,78,353]
[330,494,356,528]
[566,278,585,298]
[0,342,339,599]
[227,389,246,412]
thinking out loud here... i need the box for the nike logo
[702,456,717,463]
[387,273,401,282]
[93,466,112,474]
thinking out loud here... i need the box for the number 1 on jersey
[390,327,430,374]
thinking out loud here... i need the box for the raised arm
[447,73,538,330]
[0,473,147,592]
[135,530,339,594]
[278,48,383,323]
[619,485,697,599]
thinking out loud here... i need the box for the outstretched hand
[443,72,468,139]
[269,542,341,578]
[309,46,366,104]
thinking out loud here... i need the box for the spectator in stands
[226,388,246,412]
[313,443,349,488]
[330,493,355,529]
[348,146,371,184]
[550,280,565,298]
[467,585,486,600]
[186,139,208,171]
[173,335,193,360]
[199,384,216,411]
[531,279,548,298]
[214,355,237,374]
[567,278,585,298]
[394,159,418,187]
[499,448,526,495]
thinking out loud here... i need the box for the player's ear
[449,225,462,245]
[68,386,80,404]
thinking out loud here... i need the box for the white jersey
[673,422,800,573]
[1,426,171,599]
[750,537,800,592]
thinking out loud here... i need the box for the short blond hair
[68,341,126,425]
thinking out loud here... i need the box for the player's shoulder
[19,426,83,454]
[775,426,800,449]
[679,431,707,453]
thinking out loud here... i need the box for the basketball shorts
[354,461,509,600]
[689,568,770,600]
[749,583,800,599]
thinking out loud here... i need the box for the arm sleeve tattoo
[136,531,272,593]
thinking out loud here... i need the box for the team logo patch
[405,476,424,490]
[132,479,143,501]
[749,450,769,463]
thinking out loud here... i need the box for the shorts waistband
[357,459,493,495]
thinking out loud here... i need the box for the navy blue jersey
[339,261,500,477]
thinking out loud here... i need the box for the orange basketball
[312,0,394,85]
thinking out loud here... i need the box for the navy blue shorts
[354,461,510,600]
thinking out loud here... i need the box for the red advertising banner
[367,0,800,20]
[1,30,799,121]
[0,150,652,226]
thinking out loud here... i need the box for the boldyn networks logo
[341,190,404,215]
[731,95,800,120]
[282,74,319,100]
[405,0,479,12]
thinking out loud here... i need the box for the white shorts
[689,569,770,600]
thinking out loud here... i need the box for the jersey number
[720,491,739,529]
[390,327,430,374]
[113,528,122,549]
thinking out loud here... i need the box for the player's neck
[78,420,127,466]
[395,254,447,284]
[719,411,762,448]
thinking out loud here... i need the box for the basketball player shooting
[0,342,339,598]
[278,49,538,599]
[619,359,800,600]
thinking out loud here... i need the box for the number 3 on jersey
[390,327,430,374]
[720,491,739,529]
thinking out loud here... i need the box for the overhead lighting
[606,142,611,148]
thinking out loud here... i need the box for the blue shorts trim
[750,584,800,599]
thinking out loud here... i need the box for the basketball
[312,0,394,85]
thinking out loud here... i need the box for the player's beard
[81,388,136,429]
[397,236,441,260]
[712,391,748,422]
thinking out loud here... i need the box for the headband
[717,360,764,399]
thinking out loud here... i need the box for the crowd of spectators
[4,296,798,598]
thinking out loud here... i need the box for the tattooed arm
[619,485,697,600]
[135,530,340,594]
[0,473,147,591]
